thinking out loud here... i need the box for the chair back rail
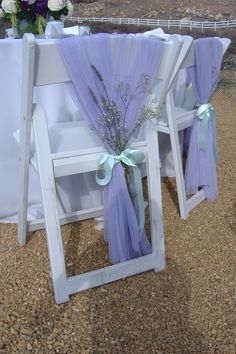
[32,37,181,86]
[34,42,71,85]
[24,34,183,122]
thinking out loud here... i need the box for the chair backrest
[21,33,183,132]
[150,35,231,111]
[180,37,231,110]
[144,30,231,113]
[144,30,193,86]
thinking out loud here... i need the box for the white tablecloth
[0,36,177,223]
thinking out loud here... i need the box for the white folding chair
[18,33,182,303]
[146,30,230,219]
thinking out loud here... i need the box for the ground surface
[69,0,236,58]
[0,1,236,353]
[0,85,236,353]
[74,0,236,20]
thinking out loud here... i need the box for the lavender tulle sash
[185,38,223,200]
[57,34,164,263]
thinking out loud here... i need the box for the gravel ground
[0,81,235,353]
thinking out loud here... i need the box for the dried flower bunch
[89,64,159,216]
[89,64,158,154]
[0,0,73,34]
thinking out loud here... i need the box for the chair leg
[18,164,29,246]
[146,121,165,272]
[169,128,189,219]
[166,92,188,219]
[18,114,32,246]
[33,106,69,304]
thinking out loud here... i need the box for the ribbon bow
[96,148,145,233]
[196,103,217,162]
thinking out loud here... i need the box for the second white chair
[146,29,230,218]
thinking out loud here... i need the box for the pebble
[27,343,33,350]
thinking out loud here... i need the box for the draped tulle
[103,164,151,264]
[185,118,218,200]
[185,38,223,200]
[57,34,163,263]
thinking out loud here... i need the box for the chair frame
[158,41,204,219]
[18,33,182,303]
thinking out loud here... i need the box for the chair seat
[30,120,145,177]
[157,105,196,133]
[48,120,103,154]
[29,120,102,170]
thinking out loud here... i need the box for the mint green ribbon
[196,103,218,162]
[96,148,145,233]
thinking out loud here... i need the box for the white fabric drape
[0,36,177,223]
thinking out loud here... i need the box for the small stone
[185,8,192,14]
[230,293,236,301]
[20,328,32,335]
[215,12,224,21]
[211,328,217,335]
[17,341,26,350]
[180,17,191,22]
[27,343,33,350]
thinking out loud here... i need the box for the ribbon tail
[132,166,145,236]
[96,149,146,236]
[96,157,116,186]
[199,115,209,152]
[211,111,218,163]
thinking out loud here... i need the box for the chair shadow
[224,196,236,235]
[61,222,210,352]
[163,177,180,213]
[63,220,109,277]
[86,258,210,353]
[13,223,210,353]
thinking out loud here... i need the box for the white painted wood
[67,16,236,31]
[186,189,205,213]
[33,105,69,304]
[67,253,158,294]
[166,90,188,219]
[34,42,70,86]
[18,34,36,246]
[146,120,165,271]
[154,35,183,106]
[146,34,197,219]
[221,38,231,55]
[28,206,104,232]
[19,33,183,303]
[53,146,148,178]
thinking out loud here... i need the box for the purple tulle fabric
[185,38,223,200]
[57,34,164,263]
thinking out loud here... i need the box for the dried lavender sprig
[89,66,159,153]
[90,65,111,105]
[90,64,103,82]
[89,87,99,105]
[89,86,117,148]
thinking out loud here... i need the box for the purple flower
[20,1,29,13]
[35,0,48,17]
